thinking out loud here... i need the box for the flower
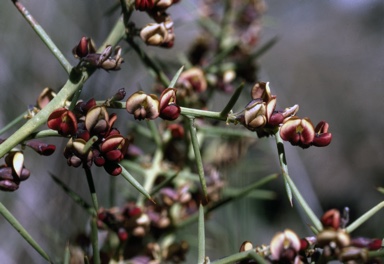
[135,0,155,11]
[280,118,332,148]
[126,91,160,120]
[279,117,315,149]
[47,108,78,136]
[72,37,96,59]
[26,140,56,156]
[74,38,124,71]
[159,88,180,120]
[270,229,301,262]
[312,121,332,147]
[178,67,207,93]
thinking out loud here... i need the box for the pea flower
[159,88,180,120]
[126,91,160,120]
[269,229,301,263]
[47,108,78,136]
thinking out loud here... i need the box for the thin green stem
[146,120,162,148]
[0,112,26,136]
[274,132,323,232]
[64,243,70,264]
[119,163,154,203]
[137,148,163,206]
[176,173,278,229]
[126,38,170,87]
[12,0,72,74]
[84,166,99,211]
[346,201,384,233]
[109,176,116,208]
[188,117,207,199]
[0,202,51,262]
[198,204,206,264]
[0,15,125,158]
[181,108,225,120]
[90,217,100,264]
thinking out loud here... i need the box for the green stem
[0,202,51,262]
[198,204,206,264]
[126,38,170,87]
[181,107,225,120]
[346,201,384,233]
[12,0,72,74]
[274,132,323,232]
[84,166,99,211]
[0,112,26,136]
[90,217,100,264]
[188,117,207,199]
[0,16,125,158]
[146,120,162,148]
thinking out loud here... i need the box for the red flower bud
[26,140,56,156]
[321,209,340,230]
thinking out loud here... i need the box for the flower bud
[321,209,340,230]
[72,37,96,59]
[26,140,56,156]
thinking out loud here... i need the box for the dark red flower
[279,117,315,149]
[312,121,332,147]
[47,108,78,136]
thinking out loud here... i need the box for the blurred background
[0,0,384,263]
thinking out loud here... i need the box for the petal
[159,88,177,111]
[126,91,147,113]
[312,133,332,147]
[101,135,125,153]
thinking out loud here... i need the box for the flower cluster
[136,1,179,48]
[0,140,56,192]
[234,82,332,149]
[237,209,382,263]
[96,202,189,263]
[0,151,30,192]
[84,167,224,262]
[47,91,129,176]
[126,87,180,121]
[72,37,123,71]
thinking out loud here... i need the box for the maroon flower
[159,88,180,120]
[279,117,315,149]
[126,91,160,120]
[312,121,332,147]
[72,37,96,59]
[135,0,155,11]
[47,108,78,136]
[321,209,340,230]
[26,140,56,156]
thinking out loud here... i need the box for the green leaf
[0,202,51,262]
